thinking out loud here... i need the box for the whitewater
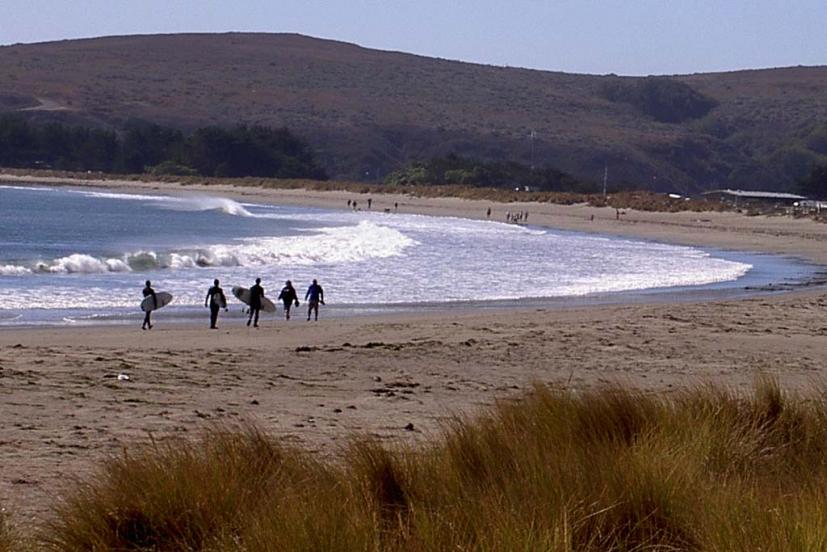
[0,183,809,326]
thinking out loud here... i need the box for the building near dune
[701,189,807,208]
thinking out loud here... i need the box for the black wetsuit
[277,284,299,320]
[205,285,226,329]
[248,283,264,327]
[142,285,156,330]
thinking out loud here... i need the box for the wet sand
[1,174,827,526]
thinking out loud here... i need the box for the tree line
[0,116,328,180]
[385,153,604,193]
[798,164,827,199]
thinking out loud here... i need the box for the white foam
[153,195,256,217]
[192,220,416,267]
[0,264,32,276]
[35,254,132,274]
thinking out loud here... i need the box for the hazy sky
[1,0,825,75]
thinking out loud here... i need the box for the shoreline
[4,172,827,264]
[2,173,827,526]
[2,173,826,329]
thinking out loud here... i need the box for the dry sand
[2,173,827,526]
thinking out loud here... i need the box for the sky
[0,0,825,76]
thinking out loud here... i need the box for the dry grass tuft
[0,507,17,552]
[30,381,827,550]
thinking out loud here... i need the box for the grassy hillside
[1,33,826,191]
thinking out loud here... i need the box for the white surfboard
[232,286,276,313]
[141,291,173,312]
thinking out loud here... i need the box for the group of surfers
[141,278,325,330]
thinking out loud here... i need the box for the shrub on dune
[0,507,17,552]
[41,381,827,550]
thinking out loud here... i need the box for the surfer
[142,280,156,330]
[305,279,325,321]
[277,280,300,321]
[204,279,228,329]
[247,278,265,328]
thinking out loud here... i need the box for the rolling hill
[2,32,826,192]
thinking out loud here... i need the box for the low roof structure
[702,189,807,201]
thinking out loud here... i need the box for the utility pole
[602,164,608,197]
[529,130,536,172]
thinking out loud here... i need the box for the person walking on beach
[305,279,325,321]
[142,280,156,330]
[204,279,227,329]
[277,280,300,321]
[247,277,265,328]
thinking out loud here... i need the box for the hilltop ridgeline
[1,33,827,192]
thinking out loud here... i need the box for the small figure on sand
[347,199,352,208]
[204,278,228,329]
[277,280,300,321]
[305,279,325,321]
[247,278,265,328]
[367,197,372,210]
[142,280,156,330]
[486,207,491,218]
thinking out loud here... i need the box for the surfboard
[231,286,276,313]
[141,291,173,312]
[214,292,227,309]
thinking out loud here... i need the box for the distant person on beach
[142,280,156,330]
[368,198,372,210]
[394,202,398,212]
[204,279,227,329]
[486,207,491,218]
[247,278,265,328]
[305,279,325,321]
[347,199,352,208]
[277,280,300,321]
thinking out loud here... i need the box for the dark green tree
[797,164,827,199]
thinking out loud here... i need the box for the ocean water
[0,183,811,326]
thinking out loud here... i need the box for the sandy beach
[2,173,827,526]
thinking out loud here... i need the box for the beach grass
[0,507,15,552]
[34,378,827,550]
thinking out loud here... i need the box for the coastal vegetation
[600,76,718,123]
[0,116,327,180]
[0,380,821,549]
[384,153,604,193]
[798,163,827,199]
[0,509,13,552]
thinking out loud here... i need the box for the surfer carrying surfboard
[247,278,265,328]
[205,279,228,329]
[142,280,156,330]
[305,279,325,321]
[277,280,300,321]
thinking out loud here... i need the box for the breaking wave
[152,196,256,217]
[0,221,416,275]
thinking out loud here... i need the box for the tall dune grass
[39,380,827,550]
[0,507,15,552]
